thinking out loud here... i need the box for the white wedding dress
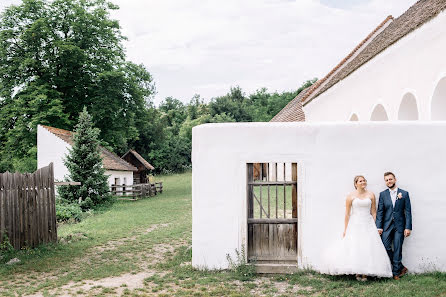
[320,198,392,277]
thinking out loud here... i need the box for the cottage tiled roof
[122,149,155,170]
[306,0,446,105]
[41,125,137,171]
[270,88,308,122]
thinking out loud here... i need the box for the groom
[376,172,412,280]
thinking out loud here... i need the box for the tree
[58,107,110,210]
[0,82,69,172]
[0,0,155,171]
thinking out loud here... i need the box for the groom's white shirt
[377,187,398,232]
[390,187,398,208]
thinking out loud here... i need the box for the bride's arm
[343,195,353,237]
[371,193,377,221]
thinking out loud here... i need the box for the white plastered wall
[304,10,446,122]
[192,122,446,273]
[106,170,134,187]
[37,125,70,181]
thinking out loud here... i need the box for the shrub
[55,200,83,222]
[0,234,15,263]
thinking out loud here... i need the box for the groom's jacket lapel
[385,189,393,210]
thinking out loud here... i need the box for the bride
[321,175,392,280]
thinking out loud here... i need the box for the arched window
[431,77,446,120]
[349,114,359,121]
[370,104,389,121]
[398,93,418,120]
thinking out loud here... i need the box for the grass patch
[0,170,445,296]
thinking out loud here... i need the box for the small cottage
[122,149,155,184]
[37,125,137,188]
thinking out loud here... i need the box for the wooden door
[247,163,298,264]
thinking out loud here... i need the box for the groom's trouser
[382,225,405,276]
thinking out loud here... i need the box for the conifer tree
[58,107,110,209]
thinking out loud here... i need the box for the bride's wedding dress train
[321,198,392,277]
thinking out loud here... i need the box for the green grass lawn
[0,171,445,296]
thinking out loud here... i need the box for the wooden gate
[247,163,298,269]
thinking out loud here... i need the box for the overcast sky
[0,0,417,105]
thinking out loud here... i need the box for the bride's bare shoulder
[367,191,376,199]
[346,192,355,201]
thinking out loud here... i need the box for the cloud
[1,0,418,104]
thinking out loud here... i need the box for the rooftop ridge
[40,125,137,171]
[301,15,394,105]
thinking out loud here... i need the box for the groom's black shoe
[399,266,408,277]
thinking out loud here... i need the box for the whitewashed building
[37,125,136,187]
[272,0,446,123]
[192,122,446,273]
[193,0,446,274]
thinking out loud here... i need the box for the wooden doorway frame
[246,162,298,269]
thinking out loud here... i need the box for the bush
[0,234,15,263]
[56,200,83,222]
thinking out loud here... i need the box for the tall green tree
[0,0,155,171]
[58,107,110,210]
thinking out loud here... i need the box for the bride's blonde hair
[354,175,366,189]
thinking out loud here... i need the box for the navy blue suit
[376,188,412,276]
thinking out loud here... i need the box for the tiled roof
[122,149,155,170]
[273,0,446,120]
[41,125,137,172]
[301,15,394,105]
[307,0,446,104]
[270,88,308,122]
[272,15,393,122]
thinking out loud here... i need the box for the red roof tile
[41,125,137,171]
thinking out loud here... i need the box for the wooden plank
[275,182,278,219]
[292,163,298,219]
[18,173,24,248]
[260,163,263,181]
[247,163,253,219]
[249,256,298,261]
[0,173,4,243]
[248,218,298,224]
[5,173,11,247]
[31,169,37,247]
[49,163,57,242]
[12,172,19,249]
[259,184,262,219]
[267,184,270,218]
[42,166,49,244]
[36,167,42,246]
[248,181,297,186]
[253,193,268,218]
[254,263,298,274]
[283,163,286,218]
[54,182,81,186]
[24,173,30,247]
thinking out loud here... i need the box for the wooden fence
[111,182,163,199]
[0,163,57,250]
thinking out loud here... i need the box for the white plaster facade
[304,10,446,122]
[37,125,71,182]
[37,125,133,187]
[192,122,446,273]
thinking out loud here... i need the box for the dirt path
[22,223,190,297]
